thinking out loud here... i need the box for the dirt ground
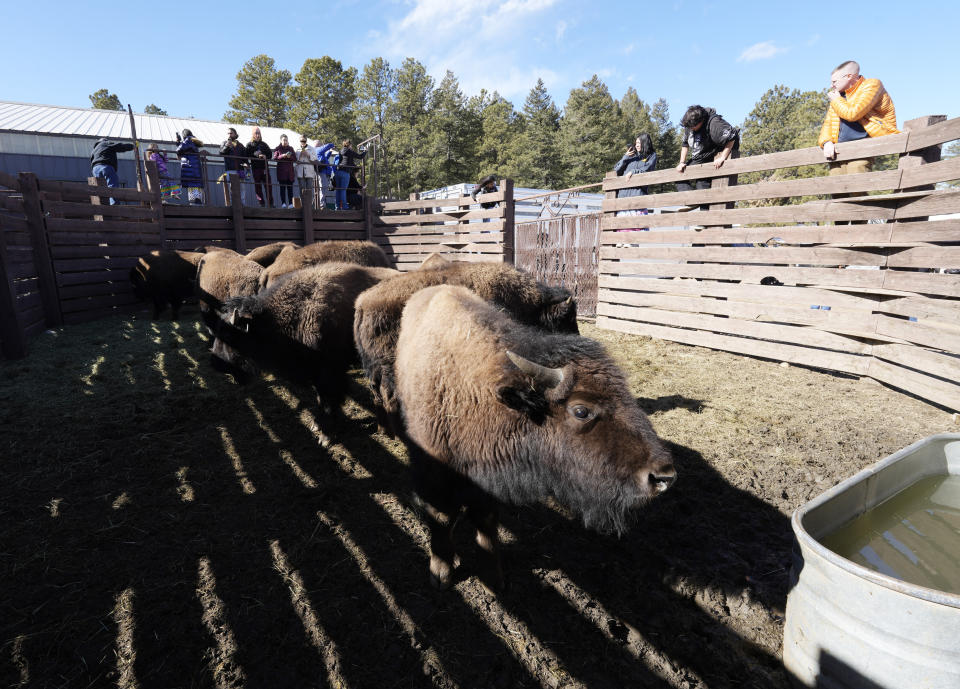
[1,307,955,689]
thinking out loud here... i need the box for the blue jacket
[177,137,203,184]
[315,143,336,177]
[614,151,657,197]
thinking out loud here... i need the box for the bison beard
[395,285,675,590]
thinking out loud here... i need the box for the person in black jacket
[245,127,274,207]
[674,105,740,213]
[471,175,499,223]
[90,137,134,204]
[219,127,248,204]
[335,140,366,210]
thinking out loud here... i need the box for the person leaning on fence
[614,133,657,233]
[246,127,274,208]
[675,105,740,212]
[219,127,248,204]
[295,136,318,205]
[472,174,499,223]
[336,140,366,210]
[272,134,297,208]
[144,143,180,202]
[818,60,899,177]
[176,129,205,205]
[90,137,134,205]
[314,140,336,209]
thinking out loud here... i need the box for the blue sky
[5,0,957,131]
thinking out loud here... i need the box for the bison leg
[423,501,457,590]
[468,505,504,593]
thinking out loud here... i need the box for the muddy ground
[1,308,955,689]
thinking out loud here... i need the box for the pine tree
[390,58,434,195]
[425,71,476,188]
[286,57,358,143]
[650,98,680,172]
[558,75,626,187]
[515,79,562,189]
[740,85,829,195]
[224,55,291,127]
[472,91,522,183]
[619,88,656,146]
[356,58,396,195]
[89,89,123,111]
[143,104,168,116]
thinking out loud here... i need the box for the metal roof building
[0,100,315,203]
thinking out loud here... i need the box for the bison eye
[569,404,592,421]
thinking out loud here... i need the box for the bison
[245,241,300,267]
[395,285,676,590]
[213,262,399,439]
[258,240,391,290]
[353,261,579,436]
[195,248,263,334]
[129,249,203,320]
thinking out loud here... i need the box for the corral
[1,115,959,687]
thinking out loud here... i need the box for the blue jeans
[334,170,350,210]
[92,164,120,204]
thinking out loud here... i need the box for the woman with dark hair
[176,128,205,205]
[471,174,499,224]
[272,134,297,208]
[613,133,657,231]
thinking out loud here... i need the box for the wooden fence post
[501,178,515,265]
[88,175,107,222]
[301,187,314,244]
[18,172,62,327]
[899,115,947,191]
[364,193,373,241]
[144,160,167,247]
[230,176,246,253]
[0,221,27,358]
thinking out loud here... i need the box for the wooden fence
[598,115,960,411]
[370,180,514,270]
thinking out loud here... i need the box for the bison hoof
[429,558,453,590]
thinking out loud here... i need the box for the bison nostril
[648,465,676,493]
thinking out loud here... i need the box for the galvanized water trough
[784,433,960,689]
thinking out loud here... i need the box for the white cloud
[622,42,636,55]
[737,41,787,62]
[379,0,564,101]
[806,34,820,47]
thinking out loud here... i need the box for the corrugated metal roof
[0,100,311,147]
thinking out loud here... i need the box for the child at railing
[176,129,205,205]
[144,143,180,202]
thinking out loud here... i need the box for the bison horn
[506,351,564,389]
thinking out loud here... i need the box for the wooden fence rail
[597,114,960,411]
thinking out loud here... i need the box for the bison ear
[496,385,549,424]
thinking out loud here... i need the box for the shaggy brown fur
[395,285,675,590]
[129,250,203,320]
[259,240,391,289]
[212,263,399,434]
[417,253,454,270]
[354,261,579,436]
[195,249,263,333]
[245,241,300,267]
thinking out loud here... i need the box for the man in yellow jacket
[818,60,899,176]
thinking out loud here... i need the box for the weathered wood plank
[601,245,885,266]
[596,315,871,376]
[44,201,158,220]
[604,169,903,213]
[866,358,960,412]
[19,173,61,327]
[597,303,875,353]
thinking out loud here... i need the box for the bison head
[492,349,676,535]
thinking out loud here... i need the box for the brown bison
[213,262,399,437]
[245,241,300,267]
[195,249,263,334]
[129,250,203,320]
[395,285,676,590]
[353,261,578,436]
[258,240,391,290]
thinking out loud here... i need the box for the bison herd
[129,240,676,589]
